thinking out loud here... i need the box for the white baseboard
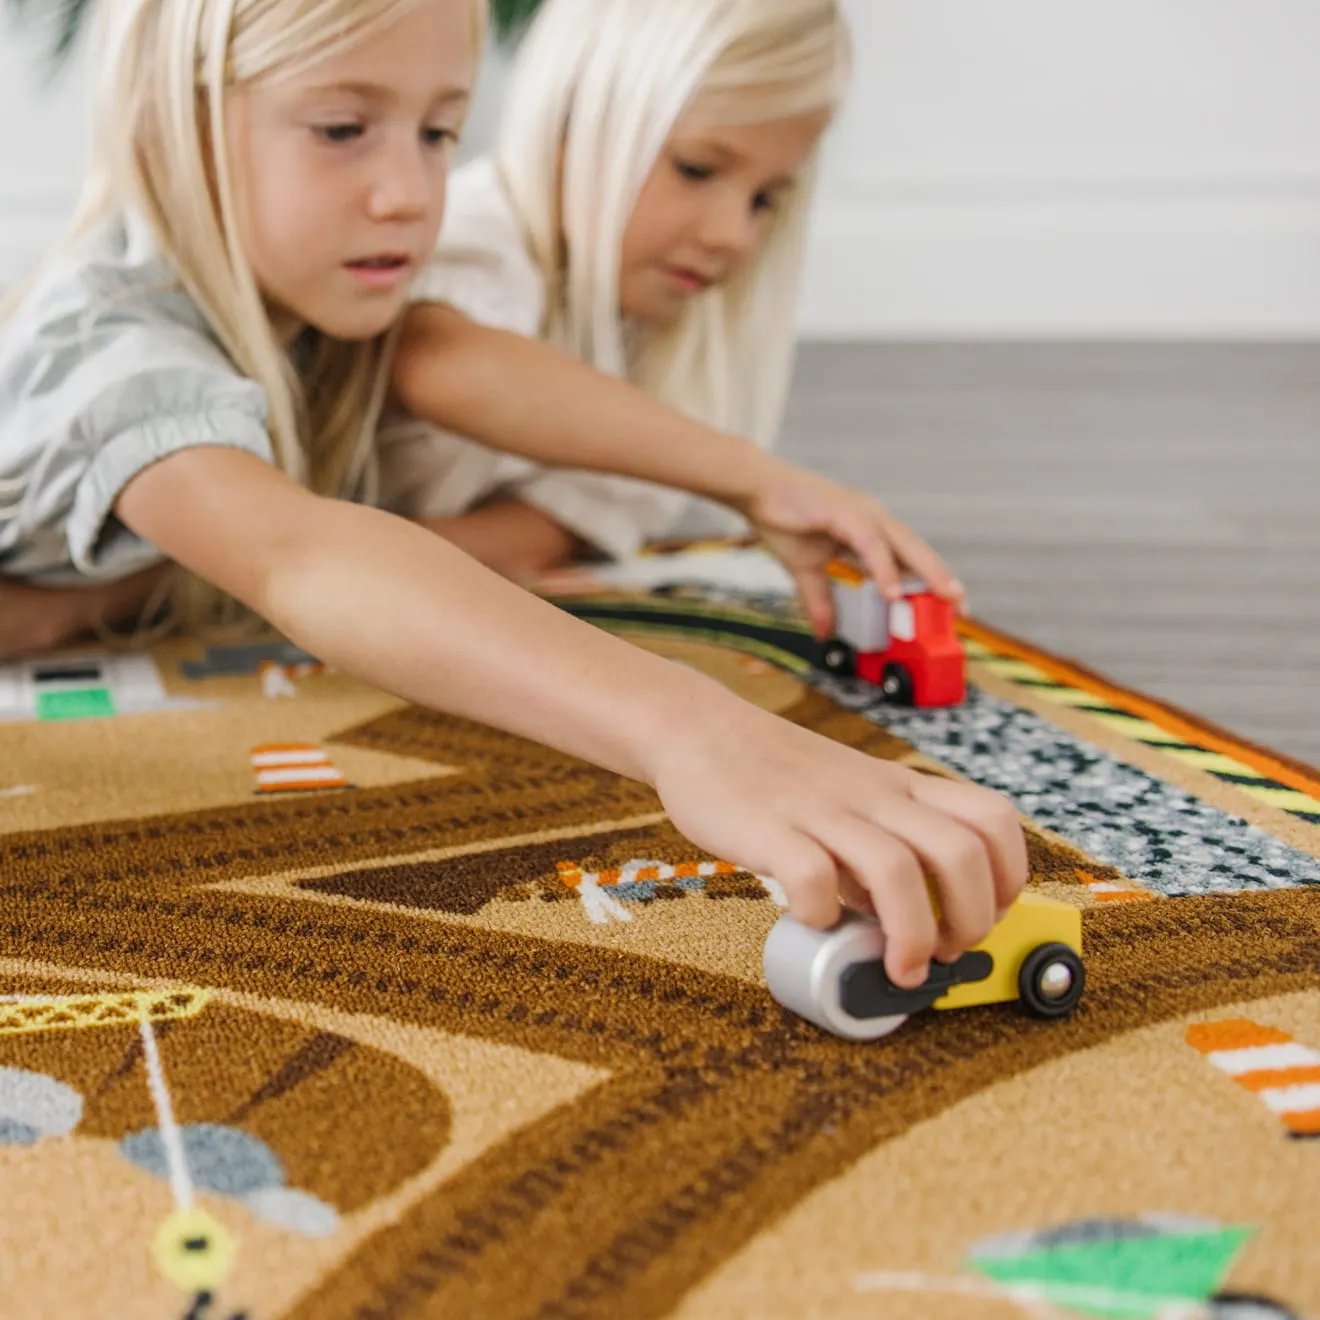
[797,175,1320,339]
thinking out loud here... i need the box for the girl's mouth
[344,255,412,289]
[663,264,715,295]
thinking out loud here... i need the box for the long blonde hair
[497,0,849,449]
[3,0,483,634]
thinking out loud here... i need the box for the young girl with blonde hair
[384,0,966,627]
[0,0,1021,988]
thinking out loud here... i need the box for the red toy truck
[819,560,966,707]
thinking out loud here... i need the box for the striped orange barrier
[558,859,744,891]
[1186,1018,1320,1137]
[556,859,786,925]
[1087,884,1152,903]
[250,743,348,794]
[1079,872,1154,904]
[257,659,326,699]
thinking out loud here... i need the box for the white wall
[0,20,91,289]
[4,1,1320,337]
[802,0,1320,337]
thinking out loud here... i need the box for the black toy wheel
[1018,943,1086,1018]
[1209,1295,1300,1319]
[821,639,856,677]
[881,662,915,704]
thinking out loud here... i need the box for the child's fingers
[855,797,997,963]
[872,510,963,603]
[814,813,936,986]
[790,568,835,639]
[900,542,960,600]
[831,511,903,601]
[773,833,844,930]
[908,775,1029,916]
[837,869,877,918]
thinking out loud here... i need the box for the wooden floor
[779,344,1320,768]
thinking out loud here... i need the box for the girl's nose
[698,191,761,265]
[367,135,432,222]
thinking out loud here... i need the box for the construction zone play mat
[0,544,1317,1320]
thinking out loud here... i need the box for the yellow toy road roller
[763,891,1085,1041]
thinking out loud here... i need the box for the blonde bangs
[227,0,486,87]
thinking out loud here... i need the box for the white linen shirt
[0,214,273,584]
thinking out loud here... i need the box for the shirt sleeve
[37,321,271,581]
[0,215,279,584]
[69,370,273,578]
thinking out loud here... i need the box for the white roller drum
[763,913,908,1041]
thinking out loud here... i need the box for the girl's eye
[422,127,456,149]
[752,190,779,214]
[676,159,714,183]
[314,123,363,144]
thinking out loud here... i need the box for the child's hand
[742,459,965,638]
[418,499,583,581]
[647,702,1027,988]
[0,570,162,660]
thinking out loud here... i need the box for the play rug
[0,543,1317,1320]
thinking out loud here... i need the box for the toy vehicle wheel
[881,662,915,704]
[1018,943,1085,1018]
[1209,1294,1300,1319]
[821,639,856,677]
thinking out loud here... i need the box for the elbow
[245,490,343,633]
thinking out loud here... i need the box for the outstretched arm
[116,446,1026,987]
[394,303,964,634]
[394,303,764,507]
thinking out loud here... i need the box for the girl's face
[225,0,474,342]
[617,106,832,327]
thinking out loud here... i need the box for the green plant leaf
[4,0,93,62]
[489,0,546,41]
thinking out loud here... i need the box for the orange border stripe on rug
[961,618,1320,820]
